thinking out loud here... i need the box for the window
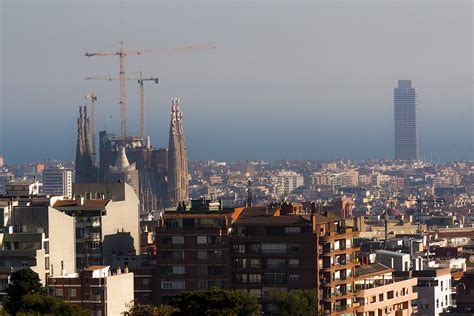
[198,251,208,260]
[172,236,184,244]
[172,251,184,259]
[379,293,384,301]
[261,243,287,254]
[289,274,300,284]
[267,258,286,269]
[142,293,151,301]
[197,236,208,244]
[55,288,63,297]
[289,259,299,268]
[248,274,261,283]
[285,227,301,233]
[288,244,299,253]
[142,278,150,286]
[208,266,224,276]
[198,281,208,289]
[387,291,394,299]
[161,281,185,290]
[233,244,245,254]
[249,289,262,298]
[198,266,208,275]
[173,266,185,274]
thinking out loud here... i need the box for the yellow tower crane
[85,41,215,145]
[85,72,158,139]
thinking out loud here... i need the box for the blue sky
[1,0,472,163]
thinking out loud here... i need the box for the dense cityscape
[1,1,472,316]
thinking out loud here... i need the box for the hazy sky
[1,0,472,163]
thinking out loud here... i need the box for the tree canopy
[170,288,260,316]
[3,268,43,314]
[124,300,179,316]
[2,268,87,316]
[269,289,318,316]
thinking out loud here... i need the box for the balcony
[335,305,349,312]
[354,279,394,291]
[320,227,358,242]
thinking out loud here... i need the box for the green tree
[2,268,87,316]
[16,294,88,316]
[124,300,179,316]
[3,268,43,314]
[269,289,318,316]
[170,288,260,316]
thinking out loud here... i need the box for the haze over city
[1,0,472,163]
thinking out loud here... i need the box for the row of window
[233,258,300,269]
[233,243,300,254]
[160,235,224,245]
[159,250,224,260]
[233,273,300,285]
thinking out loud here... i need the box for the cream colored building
[0,203,76,286]
[354,263,418,316]
[56,182,140,269]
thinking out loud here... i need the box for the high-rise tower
[394,80,420,160]
[75,106,98,183]
[167,97,189,207]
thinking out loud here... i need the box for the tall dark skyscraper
[394,80,420,160]
[167,97,189,207]
[75,106,98,183]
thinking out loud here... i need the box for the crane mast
[85,73,158,139]
[85,41,215,146]
[118,41,127,144]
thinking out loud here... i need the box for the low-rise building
[48,265,134,316]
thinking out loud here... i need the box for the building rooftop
[84,265,108,271]
[53,199,110,209]
[355,263,393,278]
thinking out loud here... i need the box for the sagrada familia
[74,98,189,212]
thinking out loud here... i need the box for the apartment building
[53,182,140,270]
[354,263,418,316]
[156,199,233,304]
[152,200,360,315]
[395,268,452,316]
[42,166,73,198]
[0,202,76,286]
[48,265,134,316]
[230,204,359,315]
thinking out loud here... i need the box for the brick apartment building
[152,200,360,315]
[156,199,233,304]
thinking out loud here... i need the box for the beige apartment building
[55,182,140,269]
[354,263,418,316]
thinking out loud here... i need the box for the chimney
[124,265,129,273]
[117,267,122,275]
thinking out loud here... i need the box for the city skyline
[0,1,472,163]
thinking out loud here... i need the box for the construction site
[75,41,215,212]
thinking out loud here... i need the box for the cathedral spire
[167,97,189,207]
[75,106,98,183]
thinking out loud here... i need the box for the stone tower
[167,97,189,207]
[75,106,98,183]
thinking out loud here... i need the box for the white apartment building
[275,171,304,195]
[43,166,73,198]
[412,268,452,316]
